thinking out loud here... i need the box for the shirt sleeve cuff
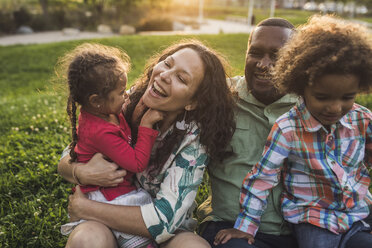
[140,203,175,243]
[234,213,259,237]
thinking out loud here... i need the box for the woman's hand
[68,185,88,222]
[76,153,127,187]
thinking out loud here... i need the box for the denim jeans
[200,221,298,248]
[293,221,372,248]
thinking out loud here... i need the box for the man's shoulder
[227,76,245,90]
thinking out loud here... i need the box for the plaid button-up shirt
[235,97,372,236]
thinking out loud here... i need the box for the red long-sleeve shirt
[75,109,158,200]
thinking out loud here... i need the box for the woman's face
[142,48,205,115]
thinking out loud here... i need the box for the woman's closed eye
[164,60,171,67]
[177,74,186,84]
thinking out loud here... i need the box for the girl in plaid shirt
[214,15,372,248]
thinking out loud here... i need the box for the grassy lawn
[2,32,372,247]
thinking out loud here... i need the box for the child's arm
[93,111,162,173]
[214,228,254,245]
[234,122,291,237]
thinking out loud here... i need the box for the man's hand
[214,228,255,245]
[68,185,88,222]
[77,153,126,187]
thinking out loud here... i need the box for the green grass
[0,33,248,247]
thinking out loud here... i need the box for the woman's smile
[150,81,168,97]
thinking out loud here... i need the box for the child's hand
[140,108,164,128]
[214,228,255,245]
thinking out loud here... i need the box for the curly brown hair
[56,43,130,162]
[274,15,372,96]
[125,39,236,174]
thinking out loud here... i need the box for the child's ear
[88,94,103,108]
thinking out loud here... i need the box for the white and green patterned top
[138,121,208,243]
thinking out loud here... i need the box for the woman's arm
[58,152,126,187]
[68,185,152,238]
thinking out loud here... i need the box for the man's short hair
[248,18,295,45]
[256,17,295,29]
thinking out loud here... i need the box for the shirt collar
[296,97,353,132]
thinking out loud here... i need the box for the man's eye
[248,51,262,58]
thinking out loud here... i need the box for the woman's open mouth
[151,82,168,97]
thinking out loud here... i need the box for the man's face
[245,26,292,105]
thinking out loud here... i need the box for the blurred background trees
[0,0,177,34]
[0,0,370,35]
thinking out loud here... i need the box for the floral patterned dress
[136,121,209,243]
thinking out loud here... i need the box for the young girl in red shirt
[59,43,163,248]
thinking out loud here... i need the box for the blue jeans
[293,221,372,248]
[200,221,298,248]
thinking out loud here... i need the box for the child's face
[303,74,359,128]
[102,74,128,115]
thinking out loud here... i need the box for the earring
[176,111,189,130]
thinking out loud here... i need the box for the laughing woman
[58,40,236,248]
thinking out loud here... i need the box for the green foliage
[136,17,173,32]
[0,33,247,247]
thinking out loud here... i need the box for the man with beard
[197,18,298,248]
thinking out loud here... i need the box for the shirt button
[344,186,349,191]
[328,136,333,141]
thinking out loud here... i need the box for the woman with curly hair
[58,39,236,248]
[214,15,372,248]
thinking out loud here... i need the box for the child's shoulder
[274,106,299,130]
[352,103,372,114]
[350,103,372,120]
[345,103,372,126]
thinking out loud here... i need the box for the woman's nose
[160,70,171,84]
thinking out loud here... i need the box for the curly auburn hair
[274,15,372,96]
[125,39,236,174]
[57,43,130,162]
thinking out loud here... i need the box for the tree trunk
[39,0,49,19]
